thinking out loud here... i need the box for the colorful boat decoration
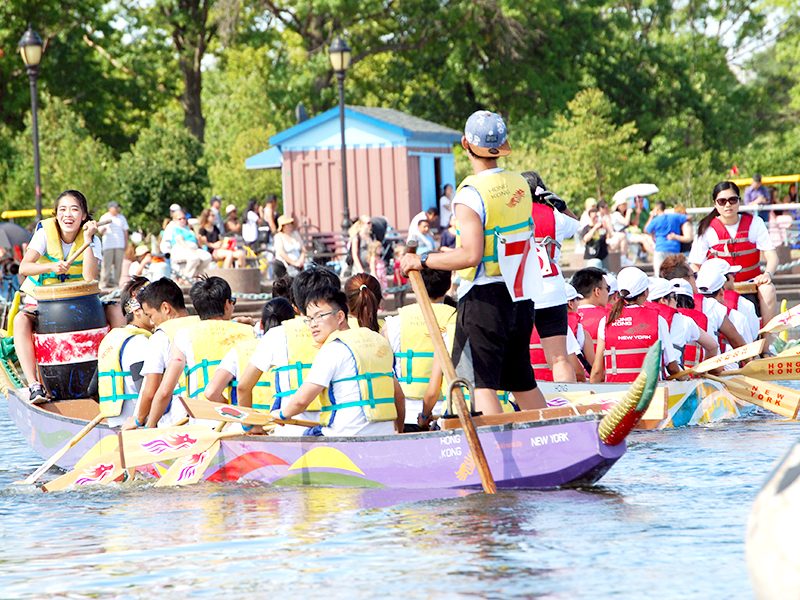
[538,377,752,430]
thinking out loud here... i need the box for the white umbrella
[612,183,659,203]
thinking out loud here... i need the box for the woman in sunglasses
[689,180,778,343]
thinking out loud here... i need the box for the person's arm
[419,357,443,430]
[274,233,290,264]
[569,354,587,382]
[582,223,600,244]
[122,372,163,430]
[665,361,682,377]
[401,202,483,273]
[351,237,365,273]
[589,338,606,383]
[236,362,264,410]
[81,231,100,282]
[718,315,746,349]
[146,344,186,428]
[204,368,234,403]
[755,249,779,285]
[581,331,596,368]
[393,377,405,434]
[669,220,693,244]
[270,380,325,418]
[697,329,719,359]
[295,234,306,267]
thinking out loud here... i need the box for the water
[0,396,796,600]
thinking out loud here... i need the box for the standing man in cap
[401,110,546,415]
[210,196,224,232]
[99,201,129,289]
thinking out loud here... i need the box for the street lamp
[18,25,44,222]
[329,37,352,232]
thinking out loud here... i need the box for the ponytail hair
[607,289,647,325]
[344,273,382,332]
[698,181,740,237]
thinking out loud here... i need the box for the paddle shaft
[406,241,496,494]
[65,239,93,267]
[17,413,104,485]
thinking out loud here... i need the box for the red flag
[730,164,739,176]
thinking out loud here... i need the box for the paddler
[695,268,754,358]
[701,257,760,343]
[382,265,457,431]
[269,285,405,436]
[571,267,610,353]
[97,276,153,427]
[564,283,593,379]
[590,267,683,382]
[146,276,253,428]
[689,180,777,351]
[203,297,295,408]
[401,110,547,414]
[122,277,199,429]
[521,170,581,382]
[14,190,103,404]
[237,267,342,434]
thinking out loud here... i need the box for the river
[0,397,794,599]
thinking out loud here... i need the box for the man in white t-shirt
[439,184,454,227]
[98,201,129,288]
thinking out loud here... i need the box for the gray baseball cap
[464,110,511,158]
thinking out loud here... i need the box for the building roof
[270,105,462,147]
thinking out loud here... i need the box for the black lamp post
[18,25,44,223]
[329,37,352,233]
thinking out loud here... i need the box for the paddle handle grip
[406,241,497,494]
[65,240,93,267]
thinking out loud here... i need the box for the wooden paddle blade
[119,425,232,468]
[16,413,104,485]
[723,376,800,419]
[777,344,800,357]
[42,451,124,492]
[694,339,766,374]
[760,304,800,334]
[724,355,800,380]
[180,398,318,428]
[154,440,220,487]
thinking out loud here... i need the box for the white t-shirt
[407,212,427,240]
[218,346,240,379]
[575,322,586,352]
[566,326,581,356]
[160,221,177,253]
[598,306,681,367]
[439,195,453,228]
[689,214,774,267]
[99,212,129,250]
[248,325,318,435]
[305,340,396,437]
[29,229,103,262]
[384,312,448,424]
[106,328,149,428]
[243,211,260,243]
[137,328,186,427]
[537,209,581,309]
[736,296,760,344]
[669,313,705,351]
[701,297,728,337]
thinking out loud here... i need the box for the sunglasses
[714,196,740,206]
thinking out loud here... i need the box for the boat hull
[538,378,752,430]
[6,389,626,490]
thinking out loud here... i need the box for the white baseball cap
[703,257,742,276]
[695,270,726,295]
[565,283,583,302]
[670,278,694,298]
[603,273,618,294]
[169,203,182,212]
[617,267,649,299]
[648,277,672,301]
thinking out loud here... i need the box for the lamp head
[18,24,43,68]
[329,37,352,72]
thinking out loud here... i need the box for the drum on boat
[30,281,109,400]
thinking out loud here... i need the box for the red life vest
[529,325,553,382]
[567,312,581,337]
[721,289,741,313]
[645,301,677,328]
[577,305,608,350]
[707,213,761,282]
[677,307,709,367]
[604,306,661,383]
[531,203,561,278]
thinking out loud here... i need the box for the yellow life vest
[156,315,200,342]
[275,316,323,411]
[347,316,386,331]
[233,338,275,412]
[180,320,254,402]
[21,218,90,294]
[97,327,152,417]
[441,323,514,413]
[319,327,397,426]
[455,170,534,281]
[396,303,456,400]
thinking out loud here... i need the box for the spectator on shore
[581,205,610,269]
[210,196,224,232]
[98,201,129,289]
[392,242,409,308]
[440,214,457,250]
[407,218,436,253]
[198,208,245,268]
[439,184,454,228]
[782,182,798,204]
[368,240,388,292]
[130,244,151,278]
[169,210,212,278]
[645,201,691,276]
[242,198,263,252]
[348,215,373,274]
[273,215,307,278]
[224,205,242,237]
[263,194,279,237]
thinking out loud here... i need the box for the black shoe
[29,383,47,405]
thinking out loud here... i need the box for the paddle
[702,373,800,419]
[154,440,220,487]
[723,355,800,380]
[118,425,241,469]
[759,303,800,335]
[42,450,125,492]
[181,397,318,429]
[668,339,766,380]
[14,413,104,485]
[65,239,94,268]
[406,241,496,494]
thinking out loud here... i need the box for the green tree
[115,111,209,232]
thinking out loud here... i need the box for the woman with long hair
[198,208,246,268]
[589,267,682,382]
[689,181,777,348]
[344,273,382,332]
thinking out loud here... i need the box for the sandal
[28,382,48,405]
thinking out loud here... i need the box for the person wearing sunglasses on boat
[269,285,405,436]
[689,181,778,353]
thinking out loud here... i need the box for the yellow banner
[1,208,53,219]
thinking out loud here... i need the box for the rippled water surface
[0,397,796,600]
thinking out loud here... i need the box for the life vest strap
[97,368,139,403]
[330,371,394,408]
[319,397,396,412]
[184,359,222,398]
[395,349,434,384]
[478,217,535,264]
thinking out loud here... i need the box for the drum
[30,281,109,400]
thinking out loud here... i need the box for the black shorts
[534,304,568,339]
[452,283,536,392]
